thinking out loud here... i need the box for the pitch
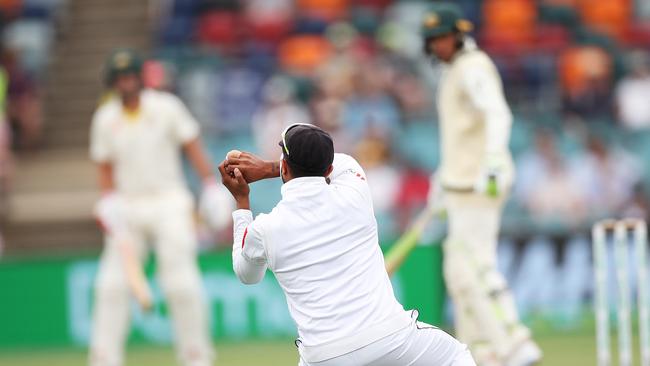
[0,333,604,366]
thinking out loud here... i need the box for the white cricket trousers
[298,313,476,366]
[443,192,531,363]
[89,189,213,366]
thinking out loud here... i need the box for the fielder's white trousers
[89,189,213,366]
[443,192,531,364]
[298,312,476,366]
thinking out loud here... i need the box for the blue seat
[21,5,52,19]
[159,16,195,45]
[172,0,201,16]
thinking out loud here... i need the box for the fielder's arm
[218,161,268,284]
[232,210,268,284]
[225,152,280,183]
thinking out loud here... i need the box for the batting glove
[474,152,509,198]
[94,192,128,236]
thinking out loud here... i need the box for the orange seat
[558,46,612,96]
[483,0,537,46]
[278,35,333,75]
[297,0,349,21]
[578,0,631,40]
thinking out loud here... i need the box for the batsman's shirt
[437,40,514,189]
[231,154,411,360]
[89,89,199,196]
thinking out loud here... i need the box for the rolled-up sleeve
[232,209,268,284]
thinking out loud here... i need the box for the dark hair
[284,158,315,178]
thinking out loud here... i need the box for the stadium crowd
[0,0,67,251]
[148,0,650,243]
[1,0,650,247]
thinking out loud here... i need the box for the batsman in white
[422,4,541,366]
[220,123,476,366]
[88,48,231,366]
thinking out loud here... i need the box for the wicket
[592,219,649,366]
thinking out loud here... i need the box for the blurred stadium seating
[151,0,650,247]
[0,0,647,358]
[0,0,648,256]
[0,0,151,253]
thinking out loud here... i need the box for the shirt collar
[450,36,478,63]
[281,176,328,198]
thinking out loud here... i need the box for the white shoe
[504,339,542,366]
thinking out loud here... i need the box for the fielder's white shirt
[89,89,199,196]
[231,153,411,355]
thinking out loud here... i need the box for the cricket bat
[115,235,153,312]
[94,196,153,311]
[384,207,437,276]
[384,176,496,275]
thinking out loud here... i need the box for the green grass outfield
[0,332,606,366]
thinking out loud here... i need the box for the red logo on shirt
[242,227,248,248]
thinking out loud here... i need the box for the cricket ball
[226,149,241,159]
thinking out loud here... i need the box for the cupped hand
[225,151,278,183]
[218,161,250,201]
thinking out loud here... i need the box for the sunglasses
[279,123,312,156]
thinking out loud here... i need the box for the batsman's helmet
[104,48,143,86]
[421,3,473,52]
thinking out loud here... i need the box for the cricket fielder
[422,5,541,366]
[220,123,476,366]
[89,49,225,366]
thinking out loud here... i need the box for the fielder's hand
[225,151,279,183]
[94,192,128,236]
[199,178,236,231]
[474,152,508,198]
[218,161,250,209]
